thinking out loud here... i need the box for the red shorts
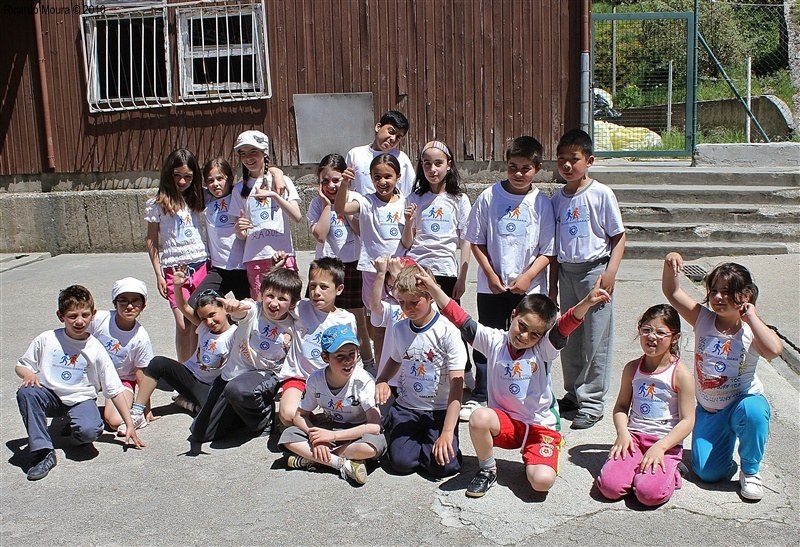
[280,378,306,394]
[121,379,136,393]
[492,408,564,471]
[164,261,208,309]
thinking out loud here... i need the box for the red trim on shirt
[556,307,584,337]
[441,299,469,328]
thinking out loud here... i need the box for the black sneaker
[557,397,580,413]
[27,449,57,481]
[571,412,603,430]
[466,468,497,498]
[286,455,316,470]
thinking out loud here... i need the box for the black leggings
[145,356,212,408]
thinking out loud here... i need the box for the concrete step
[620,203,800,224]
[625,241,791,260]
[625,222,800,243]
[609,185,800,205]
[592,167,800,187]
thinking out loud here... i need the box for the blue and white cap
[320,324,359,353]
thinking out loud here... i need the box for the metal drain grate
[683,264,707,282]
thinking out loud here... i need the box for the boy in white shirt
[375,265,466,478]
[549,129,626,429]
[280,324,386,485]
[89,277,154,431]
[345,110,416,197]
[462,136,555,421]
[15,285,144,481]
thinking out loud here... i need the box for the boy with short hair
[280,324,386,485]
[462,136,556,421]
[277,257,358,426]
[414,266,609,497]
[375,265,467,477]
[345,110,416,197]
[89,277,154,431]
[190,266,302,443]
[549,128,626,429]
[15,285,144,481]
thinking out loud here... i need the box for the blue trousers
[386,403,461,477]
[692,394,770,481]
[17,385,103,452]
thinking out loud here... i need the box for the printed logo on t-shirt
[324,394,361,422]
[211,198,232,227]
[50,351,88,386]
[695,334,745,404]
[421,204,453,235]
[101,337,128,366]
[329,213,353,248]
[399,347,440,398]
[499,358,537,399]
[562,204,590,238]
[197,338,224,371]
[250,194,285,233]
[378,209,402,240]
[176,214,199,242]
[497,203,529,236]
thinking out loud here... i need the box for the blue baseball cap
[320,324,359,353]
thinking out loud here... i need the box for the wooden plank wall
[0,0,581,176]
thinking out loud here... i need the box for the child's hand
[375,382,392,406]
[252,185,277,200]
[432,430,456,466]
[317,185,331,206]
[609,430,635,461]
[665,252,684,277]
[173,264,190,288]
[342,166,355,185]
[386,257,406,278]
[404,202,417,222]
[235,210,254,234]
[268,166,287,196]
[124,428,146,450]
[639,444,666,474]
[487,271,507,294]
[217,297,250,316]
[271,250,288,268]
[599,270,616,295]
[507,273,530,295]
[156,276,168,300]
[548,289,559,310]
[586,277,611,307]
[308,426,336,447]
[18,369,41,388]
[413,264,439,293]
[372,254,390,274]
[312,443,332,464]
[739,302,758,322]
[452,277,466,301]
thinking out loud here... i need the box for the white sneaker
[116,412,147,436]
[340,459,368,484]
[172,394,198,414]
[459,399,486,422]
[464,369,476,392]
[739,471,764,501]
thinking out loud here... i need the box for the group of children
[14,111,783,507]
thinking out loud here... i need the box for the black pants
[145,356,211,408]
[188,266,250,308]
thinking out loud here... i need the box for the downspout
[580,0,591,134]
[33,9,56,170]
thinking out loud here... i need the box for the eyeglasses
[198,289,220,299]
[116,297,144,308]
[639,327,674,339]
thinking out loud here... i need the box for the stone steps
[609,184,799,205]
[624,241,791,260]
[620,203,799,224]
[625,222,800,243]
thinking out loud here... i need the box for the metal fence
[591,0,798,152]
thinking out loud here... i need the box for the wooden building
[1,0,585,178]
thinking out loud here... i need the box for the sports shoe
[739,471,764,501]
[557,396,580,413]
[571,412,603,429]
[287,455,316,470]
[172,394,198,414]
[466,468,497,498]
[459,399,486,422]
[340,459,368,485]
[27,449,57,481]
[116,412,147,436]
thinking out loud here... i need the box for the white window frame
[80,1,272,113]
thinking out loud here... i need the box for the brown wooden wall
[0,0,583,176]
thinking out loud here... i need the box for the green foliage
[615,84,644,108]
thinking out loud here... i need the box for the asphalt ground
[1,251,798,546]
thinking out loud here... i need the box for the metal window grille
[80,1,272,113]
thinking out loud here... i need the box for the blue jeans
[692,394,770,481]
[17,385,103,452]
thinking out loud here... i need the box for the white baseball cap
[234,130,270,155]
[111,277,148,302]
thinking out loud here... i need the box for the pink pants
[596,430,683,506]
[246,256,298,300]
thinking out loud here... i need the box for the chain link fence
[593,0,799,146]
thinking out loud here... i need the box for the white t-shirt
[406,191,471,278]
[371,299,407,386]
[280,300,357,381]
[464,182,555,294]
[550,179,625,264]
[628,357,681,439]
[390,312,466,411]
[183,323,237,384]
[471,323,561,430]
[307,195,360,263]
[204,191,245,270]
[345,144,416,197]
[229,174,301,263]
[352,192,406,272]
[88,310,154,381]
[300,366,377,425]
[693,306,763,411]
[144,200,208,268]
[17,329,125,406]
[226,301,294,380]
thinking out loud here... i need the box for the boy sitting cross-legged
[279,325,386,485]
[414,267,609,497]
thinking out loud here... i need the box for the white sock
[329,454,344,470]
